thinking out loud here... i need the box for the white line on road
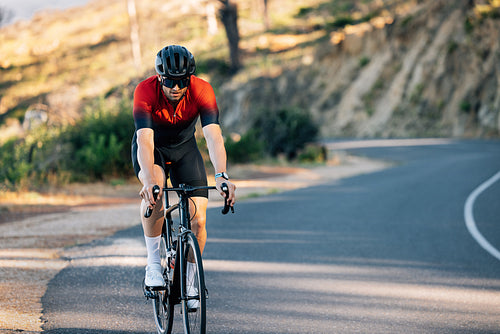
[464,170,500,261]
[325,138,454,150]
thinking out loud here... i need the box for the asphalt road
[42,139,500,334]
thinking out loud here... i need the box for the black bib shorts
[131,134,208,198]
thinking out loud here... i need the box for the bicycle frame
[162,184,215,298]
[162,185,202,305]
[147,182,232,334]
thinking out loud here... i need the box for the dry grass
[0,0,399,131]
[0,180,141,224]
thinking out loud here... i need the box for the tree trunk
[219,0,241,72]
[206,2,218,35]
[263,0,270,30]
[127,0,142,72]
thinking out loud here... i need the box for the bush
[252,107,318,160]
[327,16,355,29]
[65,96,134,180]
[225,107,319,163]
[74,132,123,180]
[297,143,327,163]
[0,125,68,190]
[0,92,135,190]
[225,130,265,163]
[0,138,32,190]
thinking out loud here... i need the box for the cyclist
[131,45,236,294]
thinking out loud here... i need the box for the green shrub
[252,107,318,160]
[0,125,68,190]
[74,133,123,180]
[460,100,472,112]
[0,138,31,189]
[296,7,314,18]
[298,144,327,163]
[0,92,135,190]
[464,17,474,34]
[225,130,265,163]
[327,16,355,29]
[65,96,134,180]
[359,56,370,67]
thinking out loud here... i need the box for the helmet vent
[174,53,180,73]
[166,57,171,72]
[155,45,196,78]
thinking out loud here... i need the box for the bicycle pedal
[150,285,167,291]
[143,286,157,300]
[143,279,165,299]
[180,306,200,314]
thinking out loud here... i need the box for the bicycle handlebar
[144,184,234,218]
[144,185,161,218]
[221,183,234,215]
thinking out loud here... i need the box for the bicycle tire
[181,231,206,334]
[153,233,174,334]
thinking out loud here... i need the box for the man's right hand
[143,184,161,218]
[140,182,161,208]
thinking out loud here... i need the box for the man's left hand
[216,178,236,207]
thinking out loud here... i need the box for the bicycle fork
[176,229,191,305]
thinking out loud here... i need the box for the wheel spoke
[182,232,206,334]
[153,233,174,334]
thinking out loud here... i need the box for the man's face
[162,84,188,102]
[159,75,189,102]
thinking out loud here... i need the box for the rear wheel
[153,232,174,334]
[181,232,206,334]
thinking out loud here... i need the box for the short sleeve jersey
[133,75,219,147]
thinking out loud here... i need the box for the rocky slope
[1,0,499,140]
[219,0,500,138]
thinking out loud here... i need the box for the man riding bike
[131,45,236,301]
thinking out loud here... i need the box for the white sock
[145,235,161,267]
[186,262,197,289]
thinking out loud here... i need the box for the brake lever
[144,185,160,218]
[221,182,234,215]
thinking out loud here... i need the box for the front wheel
[181,232,206,334]
[153,233,174,334]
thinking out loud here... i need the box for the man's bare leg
[189,196,208,254]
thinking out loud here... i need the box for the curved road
[42,139,500,334]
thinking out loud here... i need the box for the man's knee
[191,213,206,231]
[188,197,208,237]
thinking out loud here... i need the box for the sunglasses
[161,76,190,89]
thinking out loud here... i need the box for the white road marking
[326,138,454,150]
[464,171,500,261]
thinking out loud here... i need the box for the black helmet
[155,45,196,79]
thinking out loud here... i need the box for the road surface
[42,139,500,333]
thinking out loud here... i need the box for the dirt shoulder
[0,154,389,333]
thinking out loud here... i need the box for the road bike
[143,182,233,334]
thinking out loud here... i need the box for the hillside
[1,0,499,141]
[219,0,500,138]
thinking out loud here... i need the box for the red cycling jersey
[133,75,219,147]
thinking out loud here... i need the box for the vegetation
[225,106,319,162]
[0,0,401,128]
[0,92,135,191]
[225,130,264,163]
[3,0,370,190]
[253,107,318,159]
[1,0,499,190]
[67,95,135,181]
[0,98,322,190]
